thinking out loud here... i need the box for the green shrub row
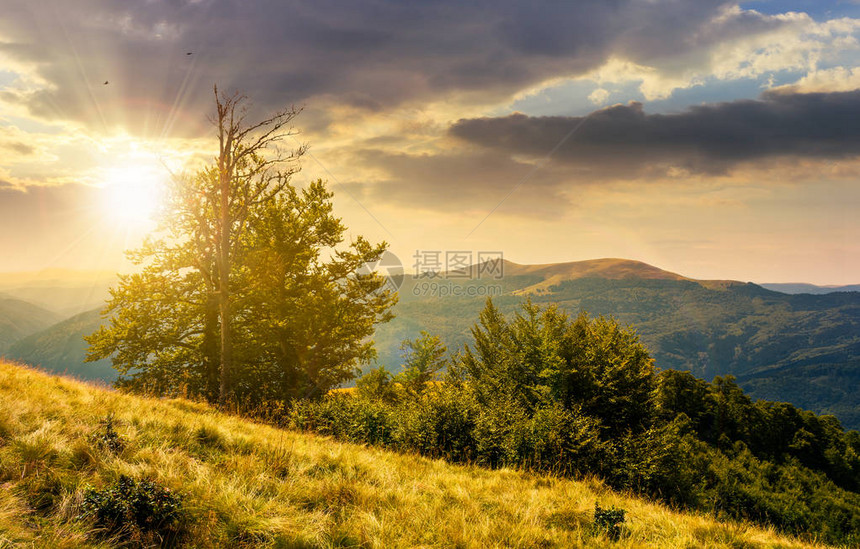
[281,299,860,546]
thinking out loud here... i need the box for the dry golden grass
[0,360,831,548]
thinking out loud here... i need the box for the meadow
[0,360,830,548]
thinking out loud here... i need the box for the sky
[0,1,859,285]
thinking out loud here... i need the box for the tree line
[287,299,860,546]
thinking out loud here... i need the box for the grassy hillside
[0,297,61,352]
[0,361,828,548]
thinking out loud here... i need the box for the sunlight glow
[100,160,165,228]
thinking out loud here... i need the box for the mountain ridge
[4,258,860,429]
[460,257,754,291]
[0,296,61,352]
[760,282,860,295]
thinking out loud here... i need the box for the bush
[527,404,607,476]
[79,475,184,543]
[355,366,399,403]
[393,386,479,461]
[472,396,530,468]
[278,300,860,545]
[89,414,126,455]
[593,502,625,541]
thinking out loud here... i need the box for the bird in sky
[103,81,108,85]
[186,52,193,55]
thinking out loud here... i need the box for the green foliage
[79,475,184,543]
[592,502,625,541]
[461,299,657,436]
[396,386,479,461]
[89,414,126,455]
[396,331,447,395]
[286,299,860,546]
[237,183,398,401]
[85,177,396,406]
[354,366,399,402]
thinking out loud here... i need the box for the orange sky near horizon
[1,1,859,285]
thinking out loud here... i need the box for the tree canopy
[86,90,397,405]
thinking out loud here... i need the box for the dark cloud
[353,148,572,216]
[449,90,860,176]
[0,0,781,137]
[2,141,35,155]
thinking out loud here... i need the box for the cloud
[2,140,34,155]
[554,10,860,102]
[775,66,860,93]
[588,88,610,105]
[0,0,795,137]
[449,90,860,177]
[350,148,572,216]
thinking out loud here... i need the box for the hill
[0,296,61,352]
[8,258,860,429]
[4,308,115,382]
[499,258,690,294]
[374,258,860,428]
[761,283,860,295]
[0,360,827,547]
[0,269,115,317]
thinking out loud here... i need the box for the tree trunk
[218,164,233,406]
[203,292,220,402]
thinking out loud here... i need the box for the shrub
[89,414,126,455]
[472,396,530,468]
[593,502,625,541]
[527,404,607,476]
[79,475,184,543]
[355,366,399,403]
[393,386,479,461]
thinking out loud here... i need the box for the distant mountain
[5,307,115,382]
[0,296,61,352]
[9,258,860,430]
[374,258,860,429]
[760,282,860,295]
[738,360,860,433]
[0,268,116,287]
[0,269,115,316]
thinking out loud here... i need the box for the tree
[396,331,447,395]
[86,89,397,405]
[356,366,398,402]
[210,87,306,404]
[461,298,657,436]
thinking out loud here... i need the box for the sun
[100,163,164,227]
